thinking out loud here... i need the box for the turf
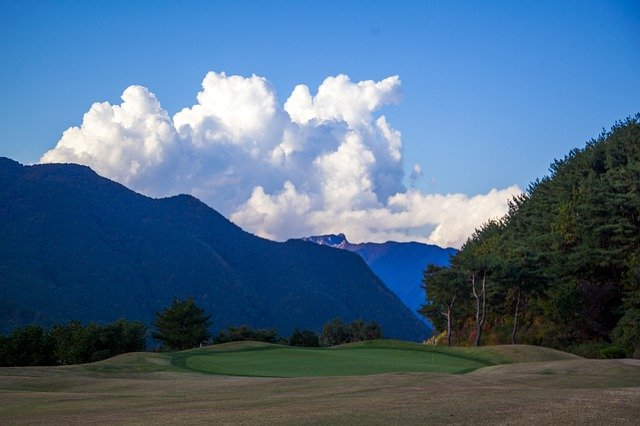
[167,340,578,377]
[174,346,486,377]
[2,341,638,424]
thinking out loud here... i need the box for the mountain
[0,157,429,341]
[302,234,457,326]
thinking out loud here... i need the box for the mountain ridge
[302,234,457,327]
[0,158,429,341]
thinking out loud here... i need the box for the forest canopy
[421,115,640,358]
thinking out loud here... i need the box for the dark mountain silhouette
[303,234,457,327]
[0,158,429,341]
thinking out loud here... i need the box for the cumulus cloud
[40,86,179,193]
[40,71,521,248]
[284,75,401,128]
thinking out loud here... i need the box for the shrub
[567,341,625,359]
[0,320,146,367]
[214,325,279,344]
[319,318,383,347]
[288,329,320,347]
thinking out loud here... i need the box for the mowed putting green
[170,341,493,377]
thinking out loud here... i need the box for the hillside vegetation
[303,233,457,327]
[0,158,427,340]
[422,115,640,357]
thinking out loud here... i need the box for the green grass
[173,346,484,377]
[1,341,638,424]
[166,340,578,378]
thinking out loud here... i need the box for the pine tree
[152,297,212,350]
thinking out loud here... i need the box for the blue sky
[1,1,639,246]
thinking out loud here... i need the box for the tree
[454,219,503,346]
[99,319,146,357]
[612,292,640,358]
[0,325,55,366]
[152,297,212,350]
[0,320,146,366]
[471,272,487,346]
[348,319,383,342]
[50,320,91,365]
[419,264,467,346]
[318,318,383,347]
[418,115,640,354]
[319,318,350,347]
[289,328,320,347]
[214,325,279,344]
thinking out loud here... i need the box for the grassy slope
[1,341,638,424]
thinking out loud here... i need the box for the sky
[1,1,638,248]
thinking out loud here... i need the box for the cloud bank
[40,71,521,248]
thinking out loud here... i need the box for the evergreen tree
[421,115,640,357]
[152,297,212,350]
[419,264,467,346]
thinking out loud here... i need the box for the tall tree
[471,272,487,346]
[152,297,212,351]
[420,264,467,346]
[421,115,640,356]
[456,220,504,346]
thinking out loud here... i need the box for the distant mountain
[303,234,457,326]
[0,158,429,341]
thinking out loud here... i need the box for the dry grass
[1,344,638,424]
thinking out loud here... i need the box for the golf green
[171,345,490,377]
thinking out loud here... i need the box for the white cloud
[40,86,178,193]
[284,74,402,128]
[40,72,522,248]
[409,163,423,187]
[173,71,286,150]
[231,181,314,241]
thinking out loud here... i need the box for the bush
[288,329,320,347]
[214,325,279,344]
[0,325,56,366]
[348,319,382,342]
[0,320,146,367]
[319,318,383,347]
[599,345,626,359]
[319,318,350,347]
[611,304,640,358]
[567,341,625,359]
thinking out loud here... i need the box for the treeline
[421,115,640,358]
[1,308,383,367]
[0,320,146,366]
[190,319,382,348]
[152,297,384,351]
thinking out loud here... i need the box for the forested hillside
[0,158,428,341]
[421,115,640,357]
[303,233,456,327]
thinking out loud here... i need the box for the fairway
[172,345,489,377]
[1,342,639,424]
